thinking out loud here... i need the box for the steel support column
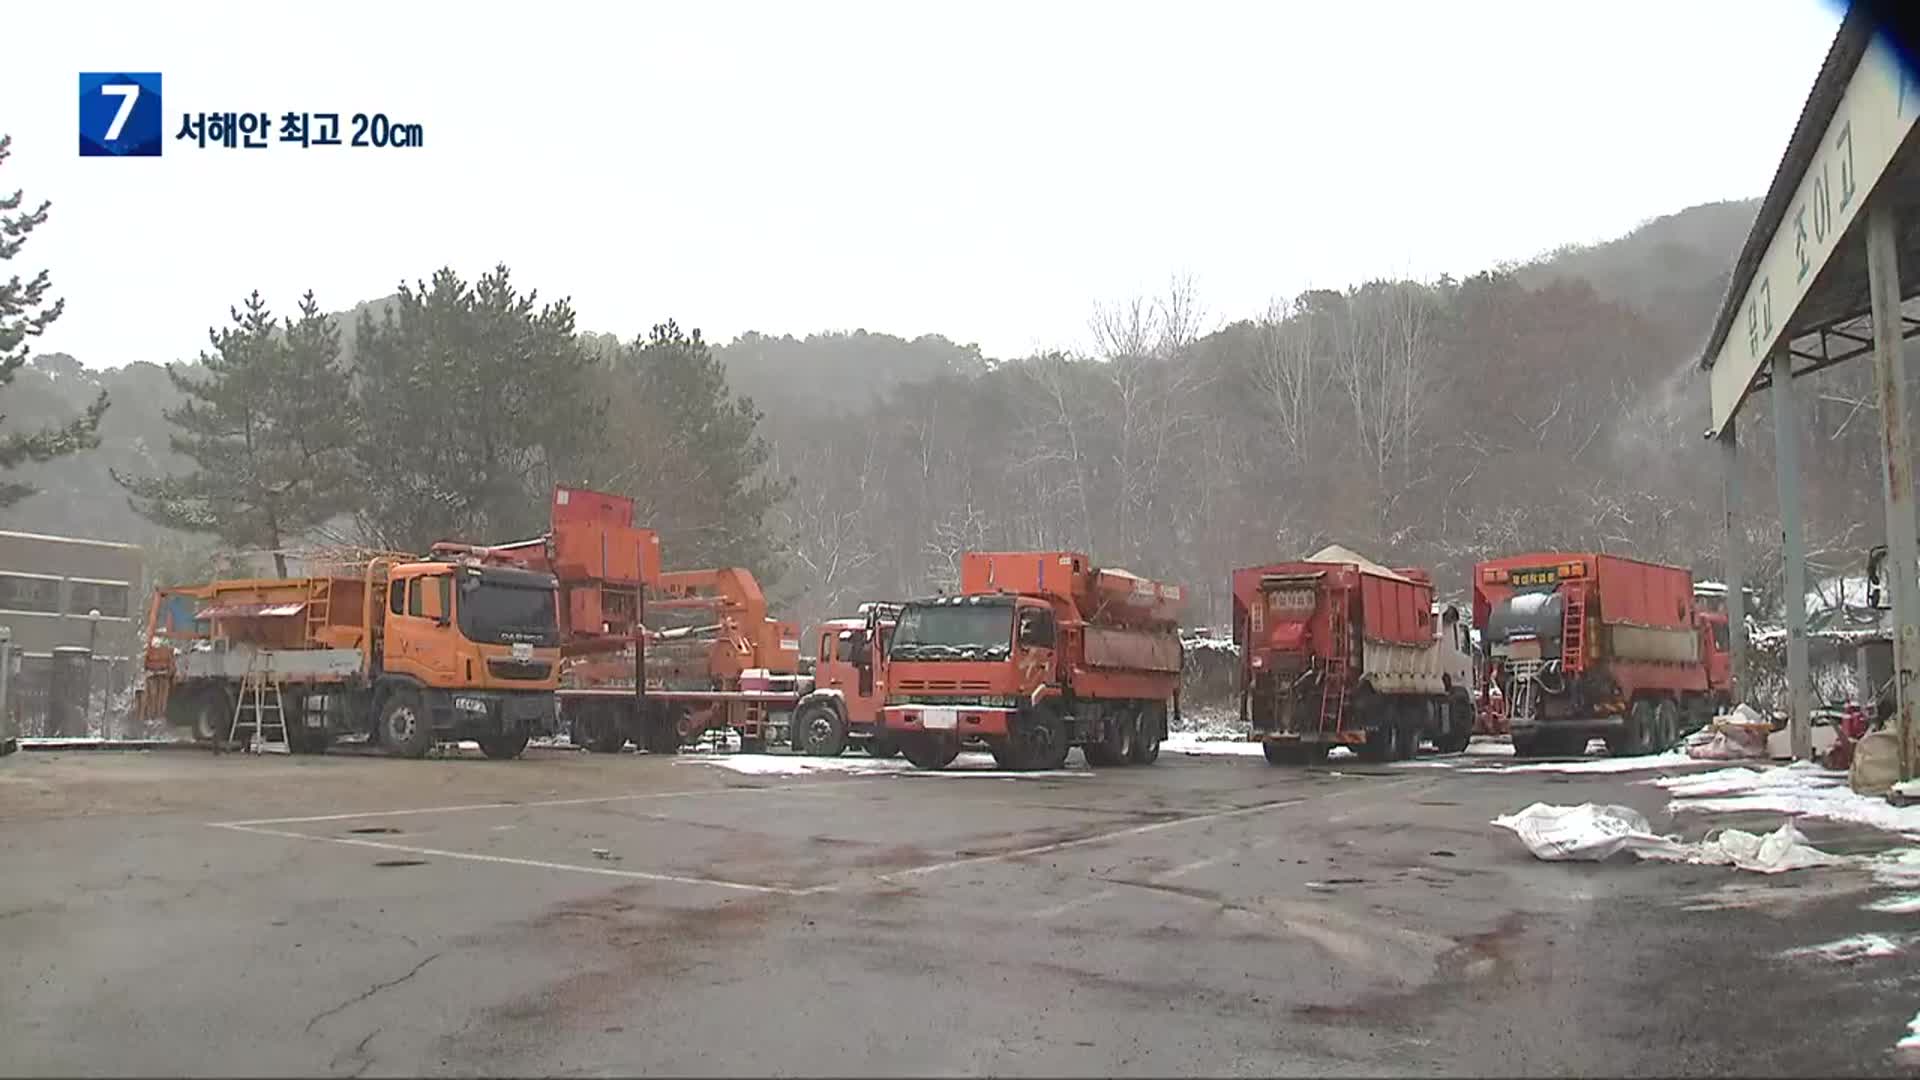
[1721,419,1747,701]
[1867,200,1920,781]
[1771,348,1812,761]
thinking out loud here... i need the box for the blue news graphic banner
[79,73,163,157]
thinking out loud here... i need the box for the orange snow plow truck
[1235,546,1475,765]
[881,551,1184,771]
[138,551,562,758]
[1474,552,1733,758]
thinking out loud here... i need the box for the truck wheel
[901,734,961,771]
[863,735,901,759]
[190,688,232,744]
[1264,741,1305,766]
[1129,707,1162,765]
[1083,709,1134,767]
[1012,706,1071,771]
[1653,698,1682,752]
[1620,698,1658,757]
[287,724,332,755]
[1393,706,1419,760]
[571,705,628,754]
[1435,696,1473,754]
[987,738,1020,770]
[1512,734,1543,758]
[795,702,848,757]
[479,728,530,760]
[380,693,435,759]
[642,708,683,755]
[1358,723,1393,763]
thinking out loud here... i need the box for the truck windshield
[457,576,559,647]
[890,601,1013,661]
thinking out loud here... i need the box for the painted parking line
[209,776,885,828]
[210,821,828,896]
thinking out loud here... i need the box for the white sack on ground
[1492,801,1846,873]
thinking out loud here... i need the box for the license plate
[1509,640,1542,660]
[922,707,958,730]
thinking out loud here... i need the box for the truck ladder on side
[1319,583,1351,734]
[305,576,332,646]
[1560,586,1586,676]
[228,658,289,754]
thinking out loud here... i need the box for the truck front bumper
[431,689,557,738]
[883,705,1015,738]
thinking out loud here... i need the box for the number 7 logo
[79,73,162,157]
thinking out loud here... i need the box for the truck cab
[881,551,1184,772]
[791,601,902,757]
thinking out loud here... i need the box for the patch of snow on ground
[1467,739,1515,757]
[1900,1010,1920,1052]
[1867,894,1920,914]
[1780,933,1904,962]
[1162,732,1267,757]
[1468,749,1698,775]
[1875,849,1920,889]
[676,753,915,777]
[1650,764,1920,837]
[676,750,1090,779]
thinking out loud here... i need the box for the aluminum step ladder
[228,658,289,754]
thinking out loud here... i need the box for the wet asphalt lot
[3,741,1918,1077]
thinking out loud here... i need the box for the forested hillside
[0,195,1889,633]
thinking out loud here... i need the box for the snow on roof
[1306,544,1413,585]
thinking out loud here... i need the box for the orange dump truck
[138,550,562,758]
[1474,552,1733,758]
[1234,546,1475,764]
[881,551,1184,771]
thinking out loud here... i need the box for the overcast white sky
[5,0,1845,370]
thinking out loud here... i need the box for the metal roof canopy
[1701,8,1920,434]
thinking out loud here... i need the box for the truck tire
[1512,733,1542,758]
[1609,698,1657,757]
[1264,741,1305,766]
[1129,705,1163,765]
[380,692,435,759]
[863,735,901,758]
[571,705,628,754]
[1010,705,1071,771]
[1393,704,1419,761]
[1653,698,1681,753]
[191,688,233,744]
[1083,707,1135,767]
[901,734,961,771]
[642,707,684,755]
[1435,695,1473,754]
[794,702,848,757]
[287,723,332,755]
[480,728,531,760]
[1358,722,1394,763]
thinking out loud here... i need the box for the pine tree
[0,134,107,508]
[353,264,601,551]
[594,320,794,579]
[114,291,359,576]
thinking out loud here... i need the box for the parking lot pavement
[4,745,1919,1076]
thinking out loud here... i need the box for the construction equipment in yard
[1474,552,1733,758]
[137,547,562,759]
[879,551,1185,771]
[1235,545,1475,766]
[478,486,867,757]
